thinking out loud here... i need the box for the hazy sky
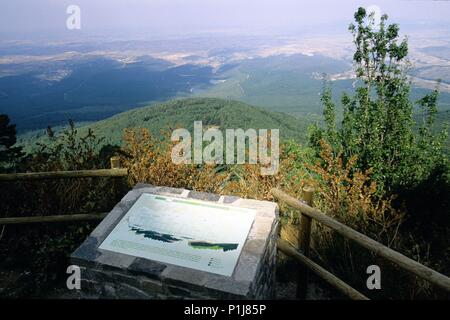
[1,0,450,38]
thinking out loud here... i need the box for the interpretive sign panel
[99,193,256,276]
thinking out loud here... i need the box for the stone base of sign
[70,184,279,299]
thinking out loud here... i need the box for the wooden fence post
[297,186,314,299]
[110,156,123,199]
[110,156,121,169]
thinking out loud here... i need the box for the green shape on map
[188,241,238,252]
[130,227,182,243]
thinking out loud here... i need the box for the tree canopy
[310,7,448,195]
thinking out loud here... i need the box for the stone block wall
[70,184,279,299]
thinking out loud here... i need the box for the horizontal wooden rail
[271,188,450,293]
[0,168,128,181]
[0,213,108,225]
[277,239,369,300]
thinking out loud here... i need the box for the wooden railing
[0,168,128,181]
[0,157,126,225]
[271,187,450,300]
[0,213,108,225]
[0,157,127,182]
[2,165,449,300]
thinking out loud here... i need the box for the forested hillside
[20,97,311,152]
